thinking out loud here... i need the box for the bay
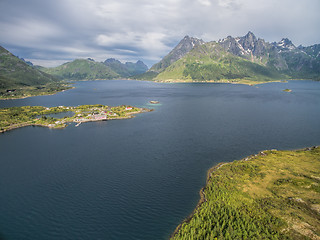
[0,80,320,240]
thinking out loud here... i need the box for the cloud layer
[1,0,319,67]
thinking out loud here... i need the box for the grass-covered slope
[149,36,205,73]
[155,42,286,84]
[44,59,120,80]
[172,147,320,240]
[0,46,71,99]
[0,46,60,89]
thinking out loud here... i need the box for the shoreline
[154,78,288,85]
[1,79,318,102]
[170,146,320,239]
[0,86,75,101]
[170,161,229,238]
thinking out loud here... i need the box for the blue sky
[1,0,319,67]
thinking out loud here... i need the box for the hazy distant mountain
[43,58,148,80]
[0,46,59,90]
[44,59,120,80]
[138,32,320,83]
[19,57,34,66]
[103,58,148,77]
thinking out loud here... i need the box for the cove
[0,80,320,240]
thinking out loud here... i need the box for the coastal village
[72,105,135,126]
[0,104,152,133]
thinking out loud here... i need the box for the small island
[0,104,152,133]
[283,88,292,92]
[171,147,320,240]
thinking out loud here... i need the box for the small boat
[75,122,82,127]
[149,100,159,104]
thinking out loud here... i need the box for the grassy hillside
[155,43,287,84]
[44,59,119,80]
[0,46,60,89]
[171,147,320,240]
[0,46,70,99]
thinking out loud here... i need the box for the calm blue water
[0,80,320,240]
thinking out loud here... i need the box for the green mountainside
[149,35,205,73]
[44,58,148,80]
[0,46,69,99]
[44,59,120,80]
[139,32,320,84]
[0,46,59,89]
[155,42,286,84]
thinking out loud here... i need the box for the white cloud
[0,20,63,47]
[198,0,211,6]
[0,0,319,67]
[217,0,240,8]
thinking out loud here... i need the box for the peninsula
[171,147,320,240]
[0,104,152,133]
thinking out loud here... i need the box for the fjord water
[0,80,320,240]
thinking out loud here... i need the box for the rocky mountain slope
[149,35,205,73]
[154,41,285,83]
[219,32,320,79]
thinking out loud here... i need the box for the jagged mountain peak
[104,58,121,64]
[239,31,258,51]
[244,31,256,39]
[218,32,266,58]
[218,35,234,43]
[276,38,296,50]
[178,35,205,49]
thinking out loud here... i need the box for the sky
[0,0,319,67]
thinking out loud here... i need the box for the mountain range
[1,31,319,95]
[141,32,320,83]
[0,45,148,98]
[43,58,148,80]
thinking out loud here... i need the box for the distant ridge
[43,59,120,80]
[104,58,148,77]
[43,58,148,80]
